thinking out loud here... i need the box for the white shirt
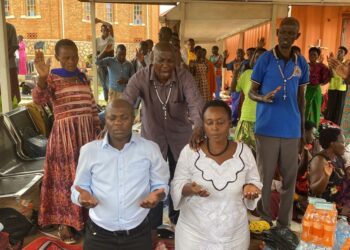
[71,133,170,231]
[96,35,114,55]
[171,143,262,250]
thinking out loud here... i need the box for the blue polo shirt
[251,48,309,138]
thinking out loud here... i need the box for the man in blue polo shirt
[249,17,309,229]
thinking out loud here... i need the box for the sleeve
[299,56,310,86]
[149,142,170,200]
[242,144,263,210]
[251,53,269,85]
[8,24,18,50]
[96,57,111,67]
[71,144,94,206]
[32,74,55,105]
[170,145,193,210]
[122,73,142,107]
[182,70,204,128]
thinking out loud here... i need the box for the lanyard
[272,48,299,101]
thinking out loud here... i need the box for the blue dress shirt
[71,133,170,231]
[96,57,135,92]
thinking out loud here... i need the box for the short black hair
[188,38,195,43]
[159,27,173,42]
[291,45,301,54]
[202,100,232,121]
[309,47,321,56]
[280,17,300,31]
[55,39,78,55]
[339,46,348,55]
[305,121,316,131]
[117,44,126,51]
[194,46,202,53]
[319,127,341,149]
[247,47,256,53]
[212,45,219,50]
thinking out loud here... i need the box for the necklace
[153,82,173,120]
[272,48,299,101]
[207,139,229,156]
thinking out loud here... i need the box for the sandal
[249,220,271,234]
[58,225,77,245]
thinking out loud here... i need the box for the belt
[89,217,149,237]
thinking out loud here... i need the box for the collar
[149,65,177,86]
[273,45,297,62]
[101,132,138,149]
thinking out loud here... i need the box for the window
[25,0,36,16]
[105,3,113,23]
[133,4,142,25]
[82,2,91,21]
[4,0,9,16]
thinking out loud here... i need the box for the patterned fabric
[193,62,211,102]
[341,88,350,144]
[32,73,100,230]
[234,120,256,152]
[209,54,223,76]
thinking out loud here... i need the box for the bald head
[106,99,134,117]
[152,42,176,84]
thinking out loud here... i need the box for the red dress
[32,73,100,230]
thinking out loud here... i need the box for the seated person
[308,122,349,217]
[171,100,262,249]
[71,99,170,250]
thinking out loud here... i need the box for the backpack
[0,208,33,247]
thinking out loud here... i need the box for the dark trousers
[84,218,152,250]
[149,147,179,229]
[325,89,347,125]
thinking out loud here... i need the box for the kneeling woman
[171,100,262,249]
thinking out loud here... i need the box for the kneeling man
[71,99,170,250]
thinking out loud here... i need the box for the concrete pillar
[0,0,12,113]
[90,1,99,102]
[270,4,278,48]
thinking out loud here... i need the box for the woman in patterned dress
[32,39,101,244]
[190,46,211,102]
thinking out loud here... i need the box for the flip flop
[249,220,271,234]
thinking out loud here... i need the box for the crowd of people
[2,14,350,249]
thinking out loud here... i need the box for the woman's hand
[190,182,210,197]
[243,184,261,200]
[34,50,51,89]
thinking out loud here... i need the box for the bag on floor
[263,226,299,250]
[0,208,33,247]
[23,236,83,250]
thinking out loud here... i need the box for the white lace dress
[171,143,262,250]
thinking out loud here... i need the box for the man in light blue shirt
[71,99,169,250]
[96,44,135,102]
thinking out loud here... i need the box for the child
[32,39,101,244]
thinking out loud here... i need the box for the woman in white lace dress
[171,100,262,250]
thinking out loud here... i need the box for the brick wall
[6,0,160,43]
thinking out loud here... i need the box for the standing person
[181,38,196,65]
[131,41,150,72]
[96,44,135,103]
[223,48,246,126]
[203,48,216,100]
[71,99,169,250]
[248,17,309,230]
[96,18,114,102]
[210,46,223,100]
[122,42,204,232]
[233,48,267,152]
[32,39,101,243]
[171,100,262,249]
[18,35,27,76]
[189,46,211,102]
[325,46,349,125]
[306,47,331,126]
[145,39,154,65]
[6,22,20,104]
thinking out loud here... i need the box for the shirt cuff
[299,81,310,86]
[151,184,169,201]
[251,79,261,85]
[71,189,82,207]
